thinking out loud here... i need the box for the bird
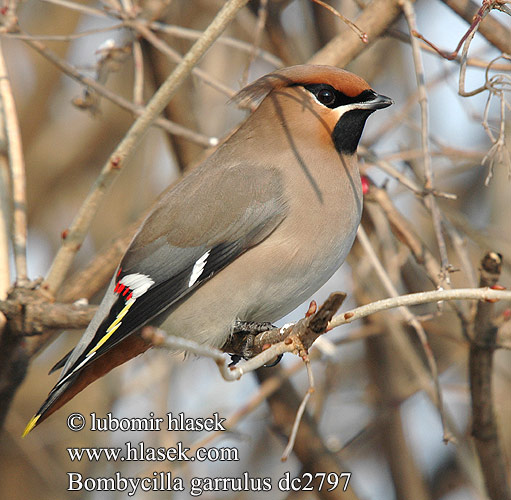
[23,64,392,436]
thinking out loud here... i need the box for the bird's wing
[49,161,286,401]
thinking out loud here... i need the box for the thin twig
[364,183,472,335]
[387,28,511,70]
[310,0,368,43]
[23,38,216,147]
[256,365,360,500]
[281,387,313,461]
[364,184,446,286]
[331,288,511,329]
[440,0,511,56]
[39,0,108,18]
[360,147,457,199]
[281,357,315,461]
[442,217,478,289]
[132,39,144,106]
[41,0,249,295]
[3,24,125,41]
[357,225,452,442]
[308,0,403,67]
[241,0,268,86]
[149,21,282,68]
[401,0,451,286]
[0,40,28,284]
[458,23,485,98]
[128,20,236,98]
[155,357,313,482]
[480,57,511,183]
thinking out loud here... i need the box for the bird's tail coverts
[22,334,150,436]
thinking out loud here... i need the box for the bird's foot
[233,320,275,334]
[228,321,282,367]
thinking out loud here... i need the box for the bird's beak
[359,92,393,110]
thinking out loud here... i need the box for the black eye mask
[304,84,378,109]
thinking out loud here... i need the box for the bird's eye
[317,88,335,106]
[303,84,339,107]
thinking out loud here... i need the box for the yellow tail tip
[22,414,41,438]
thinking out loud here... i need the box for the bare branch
[0,296,95,333]
[308,0,403,67]
[357,224,452,442]
[331,287,511,329]
[150,21,282,68]
[241,0,268,86]
[310,0,368,43]
[41,0,250,296]
[470,251,511,500]
[387,28,511,70]
[0,40,27,284]
[138,288,511,382]
[39,0,107,18]
[132,39,144,106]
[23,38,216,147]
[401,0,451,286]
[3,23,125,41]
[256,366,361,500]
[440,0,511,55]
[128,20,237,99]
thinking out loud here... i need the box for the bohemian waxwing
[24,64,392,435]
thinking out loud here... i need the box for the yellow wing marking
[86,298,135,356]
[23,298,138,437]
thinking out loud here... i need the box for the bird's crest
[233,64,371,110]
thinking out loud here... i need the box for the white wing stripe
[119,273,154,298]
[188,250,210,287]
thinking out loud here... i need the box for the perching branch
[2,3,510,496]
[137,287,511,383]
[144,292,347,382]
[331,287,511,329]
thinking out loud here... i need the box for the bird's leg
[228,320,282,367]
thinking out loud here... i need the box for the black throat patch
[332,109,374,155]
